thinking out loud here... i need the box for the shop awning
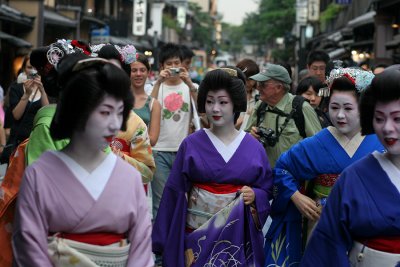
[385,34,400,49]
[328,48,347,59]
[348,11,376,29]
[326,31,342,42]
[0,4,33,27]
[44,9,77,28]
[109,36,136,46]
[0,31,32,47]
[82,15,107,27]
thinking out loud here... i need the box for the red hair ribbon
[343,73,356,85]
[71,40,92,56]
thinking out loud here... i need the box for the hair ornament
[219,68,237,77]
[319,61,374,97]
[90,43,106,57]
[119,44,137,64]
[46,45,65,66]
[70,40,92,55]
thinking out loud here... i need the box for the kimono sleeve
[26,124,68,166]
[273,139,320,213]
[122,114,155,183]
[12,167,52,267]
[152,140,190,267]
[301,171,353,267]
[126,170,154,267]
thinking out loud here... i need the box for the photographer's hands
[250,126,261,141]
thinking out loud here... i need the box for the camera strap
[268,108,296,140]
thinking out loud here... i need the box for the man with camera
[245,63,321,167]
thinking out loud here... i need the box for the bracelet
[20,96,29,101]
[190,87,197,92]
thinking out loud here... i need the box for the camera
[257,127,279,147]
[170,67,180,76]
[27,70,39,80]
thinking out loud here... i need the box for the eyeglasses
[258,81,279,88]
[72,58,110,72]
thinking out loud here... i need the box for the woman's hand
[240,186,255,205]
[23,79,36,96]
[290,190,321,221]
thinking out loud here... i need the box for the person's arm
[302,101,322,137]
[12,169,52,267]
[0,121,5,154]
[273,138,321,218]
[36,79,49,107]
[301,174,352,267]
[179,67,198,102]
[126,171,154,267]
[148,98,161,146]
[150,69,169,99]
[11,81,33,121]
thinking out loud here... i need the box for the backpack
[256,95,307,139]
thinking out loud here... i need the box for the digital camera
[27,70,39,80]
[257,127,279,147]
[170,67,180,76]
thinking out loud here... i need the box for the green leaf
[181,103,189,112]
[163,109,173,119]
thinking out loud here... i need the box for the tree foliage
[241,0,296,61]
[188,2,214,49]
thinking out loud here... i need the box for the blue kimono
[301,153,400,266]
[152,129,273,267]
[264,127,384,267]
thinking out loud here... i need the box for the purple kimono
[152,129,273,267]
[301,154,400,266]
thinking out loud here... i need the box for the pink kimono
[12,151,153,267]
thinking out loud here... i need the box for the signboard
[133,0,147,36]
[91,26,110,44]
[177,5,186,28]
[308,0,320,22]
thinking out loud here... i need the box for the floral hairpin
[219,68,237,77]
[90,43,138,64]
[46,45,65,66]
[119,44,138,64]
[319,67,375,97]
[90,43,106,57]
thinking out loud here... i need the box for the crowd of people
[0,40,398,267]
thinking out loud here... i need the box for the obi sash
[48,234,130,267]
[313,174,340,198]
[349,241,400,267]
[186,183,242,230]
[50,232,125,246]
[356,236,400,254]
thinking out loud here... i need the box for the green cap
[250,63,292,84]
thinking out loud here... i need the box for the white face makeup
[81,95,124,150]
[373,100,400,157]
[329,91,361,139]
[205,89,235,128]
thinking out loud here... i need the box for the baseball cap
[250,63,292,84]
